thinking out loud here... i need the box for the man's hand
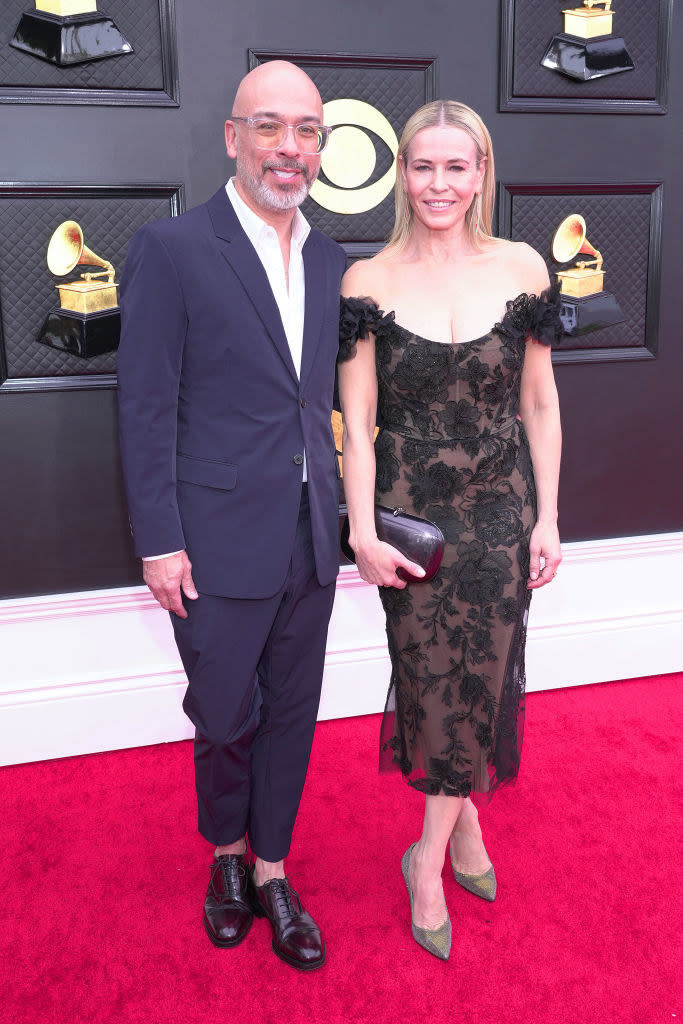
[143,551,198,618]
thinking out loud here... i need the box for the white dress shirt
[225,178,310,382]
[144,179,310,560]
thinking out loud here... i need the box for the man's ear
[225,120,237,159]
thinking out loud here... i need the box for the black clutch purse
[340,505,445,583]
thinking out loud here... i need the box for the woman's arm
[519,335,562,589]
[516,248,562,589]
[338,265,424,588]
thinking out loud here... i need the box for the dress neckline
[379,290,540,348]
[390,320,491,348]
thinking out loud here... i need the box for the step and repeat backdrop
[0,0,679,597]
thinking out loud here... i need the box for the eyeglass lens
[250,120,326,153]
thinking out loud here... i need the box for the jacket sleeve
[116,224,188,559]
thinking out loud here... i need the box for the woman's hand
[354,538,425,589]
[527,521,562,590]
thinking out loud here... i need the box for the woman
[337,101,562,960]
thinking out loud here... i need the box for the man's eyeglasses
[231,117,332,155]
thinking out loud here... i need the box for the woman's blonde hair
[386,100,496,253]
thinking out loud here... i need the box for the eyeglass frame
[230,116,332,154]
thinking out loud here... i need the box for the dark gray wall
[0,0,681,598]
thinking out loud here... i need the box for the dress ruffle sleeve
[493,282,564,348]
[338,295,393,363]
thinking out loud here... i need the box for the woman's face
[400,125,486,235]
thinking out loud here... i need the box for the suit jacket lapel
[206,188,298,382]
[300,232,326,388]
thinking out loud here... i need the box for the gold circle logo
[309,99,398,215]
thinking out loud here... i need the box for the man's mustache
[261,158,309,180]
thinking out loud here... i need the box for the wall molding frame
[0,181,184,392]
[497,181,663,364]
[247,49,438,91]
[0,0,179,107]
[1,531,681,766]
[499,0,673,115]
[247,49,437,245]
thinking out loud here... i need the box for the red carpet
[1,673,680,1024]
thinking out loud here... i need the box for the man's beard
[238,156,315,211]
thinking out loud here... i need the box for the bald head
[232,60,322,121]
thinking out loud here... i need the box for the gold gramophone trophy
[551,214,625,335]
[541,1,634,81]
[36,220,121,359]
[10,1,132,67]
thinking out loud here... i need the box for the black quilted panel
[0,0,163,90]
[0,191,174,378]
[509,191,652,349]
[512,0,659,99]
[254,58,432,243]
[302,65,428,241]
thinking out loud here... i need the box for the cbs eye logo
[309,99,399,215]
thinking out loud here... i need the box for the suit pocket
[176,453,238,490]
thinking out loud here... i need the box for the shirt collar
[226,178,311,251]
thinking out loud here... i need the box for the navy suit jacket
[117,186,347,599]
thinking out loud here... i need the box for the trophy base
[36,307,120,359]
[56,280,119,315]
[558,291,625,336]
[541,33,634,81]
[10,10,133,67]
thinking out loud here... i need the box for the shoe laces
[268,878,300,920]
[217,856,245,898]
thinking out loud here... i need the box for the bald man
[117,62,347,970]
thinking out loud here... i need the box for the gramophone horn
[551,213,602,269]
[46,220,113,278]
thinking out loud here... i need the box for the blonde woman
[338,101,562,960]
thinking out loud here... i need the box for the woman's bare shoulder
[492,239,551,294]
[341,251,392,300]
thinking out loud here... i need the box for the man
[117,61,346,971]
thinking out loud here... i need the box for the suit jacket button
[293,453,304,465]
[300,397,307,408]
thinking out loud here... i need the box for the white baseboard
[1,532,681,766]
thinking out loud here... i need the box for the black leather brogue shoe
[203,853,253,948]
[247,868,325,971]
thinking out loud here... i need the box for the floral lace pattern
[339,288,562,798]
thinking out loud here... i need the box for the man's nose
[277,125,300,157]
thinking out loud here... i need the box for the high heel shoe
[400,843,451,961]
[448,834,497,902]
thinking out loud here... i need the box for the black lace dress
[339,289,562,799]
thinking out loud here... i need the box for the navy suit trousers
[171,487,336,861]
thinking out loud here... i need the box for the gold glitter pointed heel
[449,841,497,902]
[401,844,451,961]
